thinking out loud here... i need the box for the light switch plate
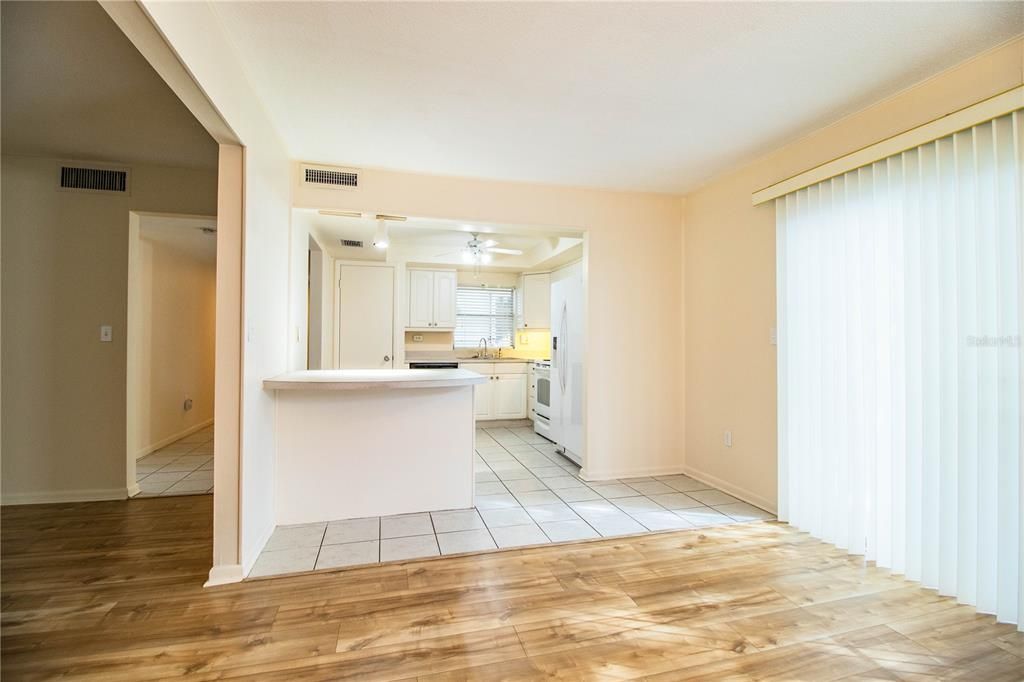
[100,325,113,342]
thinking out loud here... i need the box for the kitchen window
[454,286,514,348]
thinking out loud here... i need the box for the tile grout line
[311,525,327,571]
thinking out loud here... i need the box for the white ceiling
[139,214,218,264]
[1,1,217,169]
[212,2,1021,194]
[295,210,583,272]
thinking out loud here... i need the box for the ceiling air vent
[57,162,130,194]
[302,163,359,190]
[340,239,364,248]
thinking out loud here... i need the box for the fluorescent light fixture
[372,220,389,249]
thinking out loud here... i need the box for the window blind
[777,109,1023,628]
[455,286,514,348]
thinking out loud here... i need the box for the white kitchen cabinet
[433,270,457,328]
[493,374,528,419]
[527,363,537,422]
[408,269,457,329]
[474,379,494,418]
[465,362,527,420]
[408,269,434,328]
[516,273,551,329]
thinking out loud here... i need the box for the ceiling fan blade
[481,239,498,248]
[486,247,523,256]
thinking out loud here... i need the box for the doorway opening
[127,212,218,497]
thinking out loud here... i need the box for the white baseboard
[135,418,214,459]
[205,564,244,587]
[241,521,276,578]
[582,464,687,483]
[1,487,131,506]
[682,465,778,515]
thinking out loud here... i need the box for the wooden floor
[2,496,1021,681]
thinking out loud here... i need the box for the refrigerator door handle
[559,303,568,394]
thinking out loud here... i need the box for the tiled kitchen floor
[250,424,774,578]
[133,425,214,497]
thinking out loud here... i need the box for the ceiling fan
[437,233,523,264]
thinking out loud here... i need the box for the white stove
[532,360,553,440]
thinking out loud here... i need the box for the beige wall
[133,235,216,456]
[683,37,1024,512]
[140,0,294,575]
[1,155,217,502]
[294,166,686,481]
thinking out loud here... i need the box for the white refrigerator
[549,261,584,466]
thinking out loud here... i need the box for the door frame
[332,260,398,370]
[126,211,218,495]
[101,1,246,586]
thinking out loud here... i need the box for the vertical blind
[454,286,515,348]
[777,110,1023,627]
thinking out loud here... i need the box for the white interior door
[337,264,394,369]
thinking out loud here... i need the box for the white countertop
[264,369,487,391]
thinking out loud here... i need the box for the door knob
[384,355,391,362]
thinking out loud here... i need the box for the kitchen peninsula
[263,369,485,525]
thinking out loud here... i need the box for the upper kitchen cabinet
[516,272,551,329]
[408,268,457,329]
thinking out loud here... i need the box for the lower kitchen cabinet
[466,363,528,420]
[493,374,528,419]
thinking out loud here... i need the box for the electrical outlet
[724,430,733,448]
[412,334,424,342]
[183,397,193,412]
[770,327,778,346]
[100,325,113,342]
[520,334,529,345]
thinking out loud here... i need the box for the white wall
[287,217,311,371]
[132,230,216,456]
[1,155,217,503]
[141,0,292,573]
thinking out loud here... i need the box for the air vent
[340,239,364,248]
[57,162,130,194]
[302,164,359,190]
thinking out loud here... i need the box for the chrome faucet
[478,337,489,359]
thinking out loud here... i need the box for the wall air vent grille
[340,239,364,248]
[58,164,130,194]
[304,166,358,188]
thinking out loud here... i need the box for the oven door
[534,372,551,416]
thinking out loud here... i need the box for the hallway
[134,424,214,497]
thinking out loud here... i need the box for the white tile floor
[134,425,214,497]
[250,424,775,578]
